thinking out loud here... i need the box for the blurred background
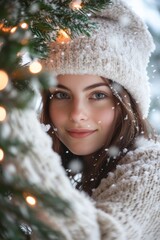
[126,0,160,133]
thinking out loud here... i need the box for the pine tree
[0,1,111,239]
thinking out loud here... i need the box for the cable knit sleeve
[7,109,160,240]
[92,141,160,240]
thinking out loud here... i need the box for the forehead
[56,74,110,88]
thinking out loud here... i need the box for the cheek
[49,105,65,127]
[95,105,115,125]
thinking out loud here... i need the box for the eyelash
[90,92,108,100]
[49,91,70,100]
[49,91,108,101]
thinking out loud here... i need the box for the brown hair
[40,79,156,195]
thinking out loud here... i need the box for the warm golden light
[1,27,11,32]
[29,61,42,74]
[0,23,3,29]
[10,26,17,33]
[56,29,71,44]
[0,70,9,90]
[0,23,11,32]
[0,106,7,121]
[25,195,37,206]
[20,22,29,29]
[0,148,4,161]
[70,0,82,10]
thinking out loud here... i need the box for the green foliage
[0,173,71,240]
[0,0,111,58]
[0,0,112,239]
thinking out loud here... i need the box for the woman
[40,74,156,196]
[10,0,160,239]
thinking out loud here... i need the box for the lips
[67,129,97,138]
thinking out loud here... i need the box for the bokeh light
[0,106,7,121]
[29,61,42,74]
[0,70,9,90]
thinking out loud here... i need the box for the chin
[69,148,94,156]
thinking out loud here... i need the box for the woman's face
[49,74,115,156]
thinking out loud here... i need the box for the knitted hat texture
[42,0,155,118]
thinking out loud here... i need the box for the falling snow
[108,146,119,157]
[68,158,83,173]
[41,123,51,132]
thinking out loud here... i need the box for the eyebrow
[53,83,110,91]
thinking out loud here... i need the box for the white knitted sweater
[8,109,160,240]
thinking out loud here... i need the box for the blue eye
[51,92,70,99]
[91,92,107,100]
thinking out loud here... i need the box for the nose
[69,99,88,122]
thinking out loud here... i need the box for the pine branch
[0,0,112,58]
[0,1,113,239]
[0,174,71,240]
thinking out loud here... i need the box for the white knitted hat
[42,0,155,118]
